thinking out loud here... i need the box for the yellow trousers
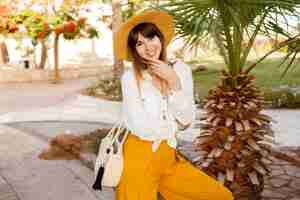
[116,134,234,200]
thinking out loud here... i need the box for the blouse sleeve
[121,70,176,139]
[168,60,196,129]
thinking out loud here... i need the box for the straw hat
[114,10,175,61]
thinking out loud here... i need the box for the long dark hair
[127,23,167,94]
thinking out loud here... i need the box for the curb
[79,152,97,171]
[0,174,19,200]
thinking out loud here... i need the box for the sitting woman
[114,10,234,200]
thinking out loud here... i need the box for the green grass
[249,59,300,88]
[193,68,220,100]
[192,57,300,100]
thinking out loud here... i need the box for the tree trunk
[91,38,97,56]
[52,34,61,83]
[0,39,9,64]
[112,0,124,78]
[33,47,38,69]
[38,39,48,69]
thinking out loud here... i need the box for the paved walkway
[0,78,97,115]
[1,93,300,146]
[0,79,113,200]
[262,155,300,200]
[0,124,114,200]
[1,79,300,200]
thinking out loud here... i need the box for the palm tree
[161,1,300,199]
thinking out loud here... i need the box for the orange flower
[78,17,86,27]
[64,21,77,33]
[43,22,49,32]
[37,31,45,39]
[8,24,18,33]
[54,25,64,35]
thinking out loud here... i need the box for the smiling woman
[92,9,234,200]
[133,25,163,60]
[136,33,162,59]
[127,22,179,97]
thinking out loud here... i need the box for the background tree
[13,9,52,69]
[1,0,98,82]
[161,1,300,199]
[0,4,17,64]
[49,7,98,83]
[111,0,124,78]
[123,0,146,19]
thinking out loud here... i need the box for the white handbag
[92,120,129,190]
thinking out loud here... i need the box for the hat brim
[114,10,174,61]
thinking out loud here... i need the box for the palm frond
[161,0,300,76]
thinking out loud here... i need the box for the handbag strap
[107,119,130,150]
[117,129,130,153]
[105,118,124,140]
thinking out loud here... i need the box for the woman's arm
[167,60,196,130]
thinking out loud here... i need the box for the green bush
[263,86,300,108]
[81,128,110,154]
[85,78,122,101]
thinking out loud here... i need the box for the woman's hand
[143,56,181,92]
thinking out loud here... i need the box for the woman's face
[135,32,162,60]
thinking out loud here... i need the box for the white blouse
[121,59,196,151]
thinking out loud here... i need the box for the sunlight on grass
[192,57,300,99]
[250,58,300,89]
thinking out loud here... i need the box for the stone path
[177,142,300,200]
[0,78,97,115]
[0,124,115,200]
[262,156,300,200]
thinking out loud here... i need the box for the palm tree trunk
[112,0,123,78]
[195,72,273,200]
[52,34,61,83]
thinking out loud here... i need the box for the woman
[114,10,233,200]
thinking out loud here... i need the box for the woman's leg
[158,156,234,200]
[116,134,159,200]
